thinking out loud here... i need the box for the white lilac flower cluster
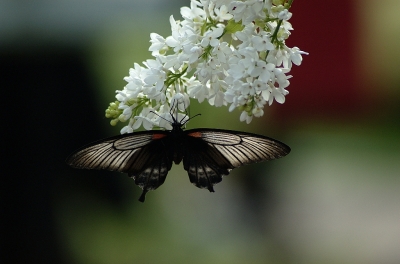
[105,0,307,134]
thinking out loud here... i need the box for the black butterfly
[66,115,290,202]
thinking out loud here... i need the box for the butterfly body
[67,120,290,202]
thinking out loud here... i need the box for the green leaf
[225,19,244,34]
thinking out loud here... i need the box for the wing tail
[129,152,172,202]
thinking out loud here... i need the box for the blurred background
[3,0,400,263]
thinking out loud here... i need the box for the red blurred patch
[274,1,371,123]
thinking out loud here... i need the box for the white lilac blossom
[106,0,307,133]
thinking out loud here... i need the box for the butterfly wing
[182,138,229,192]
[182,129,290,191]
[66,131,173,202]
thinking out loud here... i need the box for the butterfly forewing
[185,129,290,167]
[67,132,163,172]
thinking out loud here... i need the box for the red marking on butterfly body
[152,134,167,140]
[187,132,202,138]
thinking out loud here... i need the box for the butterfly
[66,113,290,202]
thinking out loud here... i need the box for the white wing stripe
[114,134,154,150]
[214,145,241,166]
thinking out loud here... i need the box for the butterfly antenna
[171,99,202,125]
[169,100,179,123]
[175,101,179,123]
[150,110,171,125]
[176,98,194,124]
[152,99,201,126]
[182,113,201,126]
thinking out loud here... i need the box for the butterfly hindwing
[127,137,174,202]
[182,135,232,191]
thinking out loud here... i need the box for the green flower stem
[266,0,294,59]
